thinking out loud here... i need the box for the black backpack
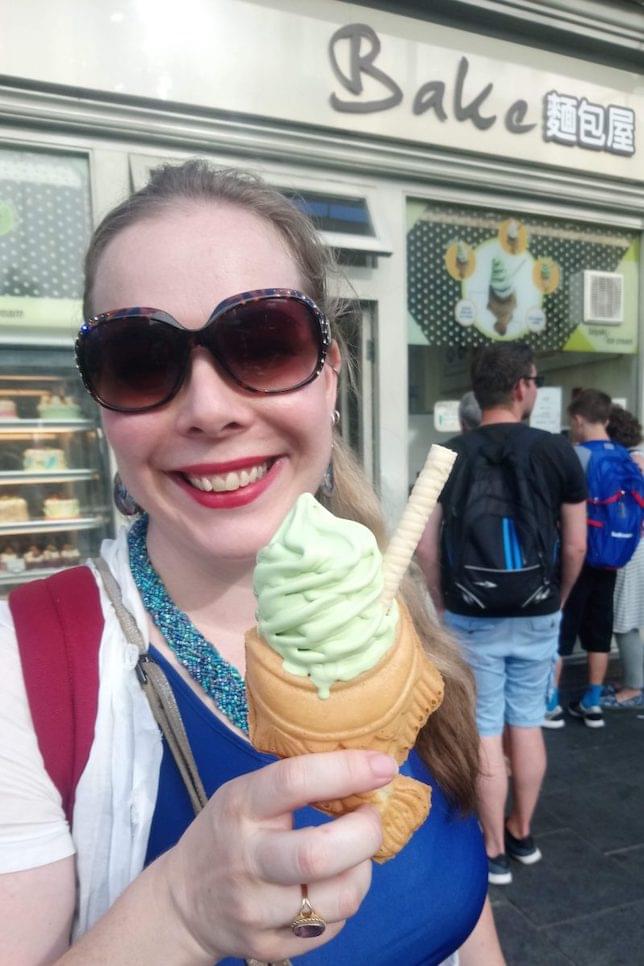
[441,428,559,615]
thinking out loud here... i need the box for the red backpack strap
[9,565,103,825]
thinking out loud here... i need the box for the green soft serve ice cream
[253,492,399,698]
[490,256,513,300]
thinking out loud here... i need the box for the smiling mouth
[184,460,271,493]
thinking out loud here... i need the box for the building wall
[0,0,641,519]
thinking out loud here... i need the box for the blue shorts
[444,611,561,737]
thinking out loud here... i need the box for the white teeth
[186,461,269,494]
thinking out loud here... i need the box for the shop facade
[0,0,642,575]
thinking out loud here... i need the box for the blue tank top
[145,646,487,966]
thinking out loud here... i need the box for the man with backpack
[417,343,587,886]
[544,389,644,730]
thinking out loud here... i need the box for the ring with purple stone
[290,885,326,938]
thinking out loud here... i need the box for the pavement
[491,662,644,966]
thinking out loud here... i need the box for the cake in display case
[0,370,111,594]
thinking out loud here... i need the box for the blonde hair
[83,159,342,321]
[85,159,478,811]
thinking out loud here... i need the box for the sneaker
[568,699,605,728]
[488,853,513,885]
[600,690,644,710]
[505,825,542,865]
[542,704,565,729]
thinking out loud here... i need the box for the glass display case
[0,357,112,595]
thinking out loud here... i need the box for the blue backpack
[581,440,644,569]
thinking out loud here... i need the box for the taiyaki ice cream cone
[245,493,444,862]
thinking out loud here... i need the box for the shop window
[0,148,91,341]
[284,188,391,265]
[129,154,392,260]
[284,190,373,236]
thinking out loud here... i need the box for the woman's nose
[172,347,254,434]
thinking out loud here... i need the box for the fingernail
[367,752,398,780]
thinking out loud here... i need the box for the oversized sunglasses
[75,288,331,413]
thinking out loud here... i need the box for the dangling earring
[320,410,340,498]
[113,472,141,517]
[320,459,335,497]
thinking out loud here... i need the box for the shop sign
[329,24,636,159]
[0,1,641,180]
[544,92,634,157]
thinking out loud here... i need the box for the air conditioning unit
[582,271,624,325]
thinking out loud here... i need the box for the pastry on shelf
[24,545,45,570]
[0,399,18,419]
[0,544,26,574]
[42,543,62,568]
[37,393,82,420]
[23,448,68,471]
[0,495,29,523]
[60,543,81,565]
[43,496,80,519]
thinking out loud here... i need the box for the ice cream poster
[407,201,639,353]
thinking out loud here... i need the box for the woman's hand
[162,749,398,964]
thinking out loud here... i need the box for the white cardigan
[72,528,163,938]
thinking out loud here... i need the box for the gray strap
[94,558,207,814]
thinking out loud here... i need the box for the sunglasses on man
[521,374,545,388]
[76,288,331,414]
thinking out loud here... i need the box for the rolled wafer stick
[381,444,457,609]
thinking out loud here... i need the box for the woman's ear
[328,339,341,374]
[325,340,341,403]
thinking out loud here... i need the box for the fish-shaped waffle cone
[245,601,444,861]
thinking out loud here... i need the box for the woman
[602,405,644,709]
[0,161,495,965]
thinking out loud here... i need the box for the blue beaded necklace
[127,514,249,733]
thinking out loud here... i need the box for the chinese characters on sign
[544,91,635,156]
